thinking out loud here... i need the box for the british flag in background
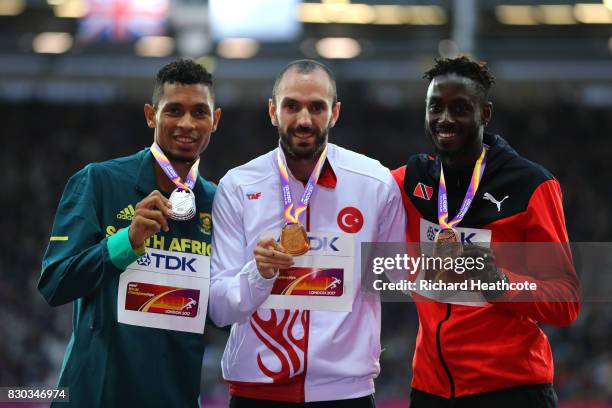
[79,0,168,42]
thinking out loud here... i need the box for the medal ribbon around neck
[150,142,199,190]
[276,143,328,225]
[438,146,487,230]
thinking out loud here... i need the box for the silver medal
[169,188,196,221]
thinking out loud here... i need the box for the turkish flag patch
[413,183,433,200]
[337,207,364,233]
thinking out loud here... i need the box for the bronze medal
[432,228,464,283]
[433,228,462,257]
[280,223,310,256]
[433,147,488,286]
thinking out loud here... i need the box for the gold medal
[276,146,327,257]
[280,223,310,256]
[432,228,464,283]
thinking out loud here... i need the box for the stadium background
[0,0,611,406]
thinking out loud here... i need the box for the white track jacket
[209,143,406,402]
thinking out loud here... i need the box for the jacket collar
[135,148,156,195]
[317,160,337,188]
[427,133,517,180]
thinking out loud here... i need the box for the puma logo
[483,192,509,212]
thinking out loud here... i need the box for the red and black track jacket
[392,133,580,399]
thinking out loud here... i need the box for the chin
[285,140,311,155]
[291,138,314,148]
[291,148,317,159]
[169,149,199,163]
[432,136,464,154]
[437,142,461,153]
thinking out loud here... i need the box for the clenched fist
[128,190,172,249]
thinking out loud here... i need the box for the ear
[329,101,341,128]
[268,98,278,126]
[144,104,156,129]
[482,101,493,126]
[211,107,222,132]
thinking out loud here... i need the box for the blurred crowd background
[0,0,611,406]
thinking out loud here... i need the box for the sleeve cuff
[489,268,519,302]
[246,260,278,291]
[107,228,142,270]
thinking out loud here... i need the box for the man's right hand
[128,190,172,249]
[253,238,294,279]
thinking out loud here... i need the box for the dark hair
[423,56,495,98]
[272,59,337,105]
[152,59,214,108]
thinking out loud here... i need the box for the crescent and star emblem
[337,207,364,233]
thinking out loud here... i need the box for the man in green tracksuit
[39,59,221,407]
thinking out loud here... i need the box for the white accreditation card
[117,248,210,333]
[415,218,492,306]
[260,231,354,312]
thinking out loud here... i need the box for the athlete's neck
[284,147,323,183]
[441,139,483,173]
[153,160,194,194]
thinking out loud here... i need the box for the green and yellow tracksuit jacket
[39,148,215,408]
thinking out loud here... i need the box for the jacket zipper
[436,303,455,400]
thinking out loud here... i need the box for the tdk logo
[462,233,476,244]
[137,253,151,266]
[150,252,197,272]
[308,236,339,251]
[275,235,341,252]
[427,226,436,241]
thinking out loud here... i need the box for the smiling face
[269,67,340,160]
[425,74,491,158]
[144,82,221,163]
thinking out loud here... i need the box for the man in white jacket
[209,59,406,407]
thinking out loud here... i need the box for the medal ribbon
[150,142,199,190]
[276,144,328,225]
[438,146,487,230]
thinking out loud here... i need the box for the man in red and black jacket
[391,56,580,407]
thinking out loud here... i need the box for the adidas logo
[116,205,135,220]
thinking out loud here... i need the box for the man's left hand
[462,245,507,299]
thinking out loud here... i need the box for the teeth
[439,133,456,138]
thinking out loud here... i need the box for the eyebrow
[282,97,329,106]
[427,95,472,103]
[282,97,300,104]
[163,101,211,110]
[450,96,471,103]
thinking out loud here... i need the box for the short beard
[279,125,328,160]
